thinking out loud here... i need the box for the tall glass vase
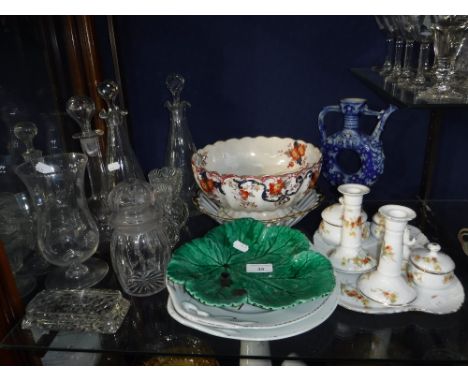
[15,153,108,289]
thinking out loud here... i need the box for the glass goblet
[416,16,468,103]
[383,16,405,83]
[375,16,394,76]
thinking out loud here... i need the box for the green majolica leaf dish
[167,218,335,310]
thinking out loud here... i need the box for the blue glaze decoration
[318,98,397,187]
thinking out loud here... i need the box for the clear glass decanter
[164,73,197,208]
[67,95,113,250]
[15,153,108,289]
[97,80,145,189]
[108,179,171,296]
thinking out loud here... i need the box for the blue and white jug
[318,98,397,187]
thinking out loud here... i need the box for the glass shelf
[351,68,468,109]
[1,197,468,365]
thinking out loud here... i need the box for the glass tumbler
[15,152,108,289]
[148,166,189,230]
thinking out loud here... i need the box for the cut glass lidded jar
[108,179,171,297]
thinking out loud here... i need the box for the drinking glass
[375,16,394,75]
[395,16,418,89]
[383,16,405,82]
[148,166,189,230]
[416,16,468,103]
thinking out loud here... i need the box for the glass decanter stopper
[67,95,113,249]
[164,73,197,208]
[97,80,145,189]
[13,121,43,163]
[15,153,108,289]
[108,179,171,296]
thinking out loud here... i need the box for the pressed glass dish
[167,218,335,310]
[21,289,131,334]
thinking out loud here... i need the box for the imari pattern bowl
[191,137,322,220]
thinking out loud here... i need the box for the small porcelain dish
[191,137,322,220]
[318,199,369,246]
[166,218,335,310]
[407,243,456,290]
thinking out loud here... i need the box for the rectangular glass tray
[21,289,131,334]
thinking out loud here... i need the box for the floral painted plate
[167,219,335,310]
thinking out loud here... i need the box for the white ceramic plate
[167,283,339,341]
[194,189,322,227]
[167,279,333,330]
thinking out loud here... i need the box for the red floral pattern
[288,141,307,168]
[239,189,250,200]
[268,178,285,195]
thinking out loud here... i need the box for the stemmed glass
[416,16,468,103]
[451,20,468,98]
[375,16,394,76]
[383,16,405,82]
[395,16,418,89]
[411,16,434,90]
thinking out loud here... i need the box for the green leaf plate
[167,218,335,310]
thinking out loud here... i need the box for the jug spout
[371,104,398,141]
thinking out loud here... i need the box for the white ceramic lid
[321,200,367,227]
[321,202,343,226]
[410,243,455,274]
[372,211,385,225]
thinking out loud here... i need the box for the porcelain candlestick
[328,184,376,273]
[357,204,417,306]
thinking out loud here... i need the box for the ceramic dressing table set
[312,185,464,315]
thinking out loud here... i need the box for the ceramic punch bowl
[191,137,322,220]
[167,218,335,310]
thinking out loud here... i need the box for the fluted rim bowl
[191,137,322,219]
